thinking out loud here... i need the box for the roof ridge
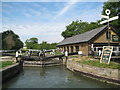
[65,25,107,39]
[58,25,108,46]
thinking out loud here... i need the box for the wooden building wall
[93,29,120,43]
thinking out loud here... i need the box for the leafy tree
[101,1,120,34]
[61,1,119,38]
[1,30,23,50]
[39,41,58,50]
[25,37,38,49]
[25,37,38,44]
[61,20,100,38]
[25,38,58,50]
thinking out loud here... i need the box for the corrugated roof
[58,25,107,46]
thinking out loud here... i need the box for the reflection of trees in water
[3,69,25,88]
[65,70,75,82]
[21,68,25,76]
[39,67,47,77]
[65,70,84,83]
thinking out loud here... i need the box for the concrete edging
[66,60,120,85]
[1,63,23,83]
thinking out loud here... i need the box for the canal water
[3,66,119,88]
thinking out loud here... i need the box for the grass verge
[76,60,120,69]
[0,61,16,69]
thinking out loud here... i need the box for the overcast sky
[2,0,104,43]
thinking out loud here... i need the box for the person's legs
[16,57,19,62]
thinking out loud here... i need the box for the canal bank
[1,62,23,83]
[2,55,120,88]
[66,58,120,85]
[2,66,119,88]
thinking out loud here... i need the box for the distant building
[57,25,120,58]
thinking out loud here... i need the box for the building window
[75,46,79,52]
[106,31,111,40]
[71,46,73,53]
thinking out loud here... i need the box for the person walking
[64,50,68,65]
[16,51,19,63]
[99,50,102,56]
[65,50,68,57]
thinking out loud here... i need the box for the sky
[2,0,104,44]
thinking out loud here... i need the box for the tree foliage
[61,20,101,38]
[102,1,120,34]
[39,41,57,50]
[1,30,23,50]
[26,37,38,44]
[25,38,58,50]
[25,37,38,49]
[61,1,119,38]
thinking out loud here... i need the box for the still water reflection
[3,66,119,88]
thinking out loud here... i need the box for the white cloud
[75,4,103,22]
[2,22,67,43]
[2,0,109,2]
[2,1,104,44]
[29,8,41,16]
[32,3,41,8]
[54,0,77,19]
[2,3,14,15]
[2,3,13,9]
[22,8,41,17]
[54,3,103,23]
[23,13,32,17]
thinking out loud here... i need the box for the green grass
[77,60,120,69]
[55,51,63,55]
[69,55,79,58]
[0,61,16,69]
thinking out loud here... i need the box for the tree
[39,41,58,50]
[25,37,38,44]
[61,20,100,38]
[61,1,119,38]
[25,38,58,50]
[101,1,120,34]
[25,37,38,49]
[1,30,23,50]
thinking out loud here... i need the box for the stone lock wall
[1,63,23,82]
[67,60,120,84]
